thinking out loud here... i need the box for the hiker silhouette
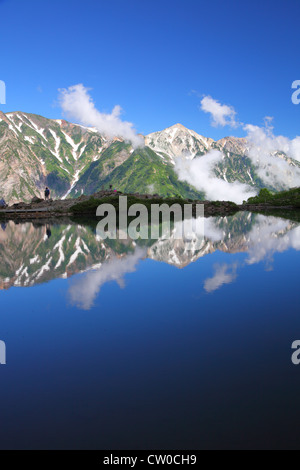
[45,187,50,200]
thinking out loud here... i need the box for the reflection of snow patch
[67,237,84,266]
[54,235,66,269]
[35,257,53,279]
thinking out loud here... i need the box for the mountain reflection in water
[1,212,300,450]
[0,213,299,310]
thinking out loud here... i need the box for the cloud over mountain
[244,121,300,189]
[58,84,144,148]
[192,95,300,200]
[174,149,256,203]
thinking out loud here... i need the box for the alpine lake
[0,209,300,450]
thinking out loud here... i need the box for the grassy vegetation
[71,146,205,200]
[246,187,300,207]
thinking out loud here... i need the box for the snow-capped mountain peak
[145,123,215,162]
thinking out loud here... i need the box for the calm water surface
[0,212,300,449]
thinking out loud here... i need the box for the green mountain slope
[0,111,107,202]
[71,146,205,199]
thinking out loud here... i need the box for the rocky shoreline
[0,191,299,221]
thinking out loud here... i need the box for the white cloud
[200,96,239,128]
[244,123,300,189]
[174,149,256,204]
[198,95,300,195]
[58,84,144,148]
[68,248,146,310]
[204,263,237,293]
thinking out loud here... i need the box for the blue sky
[0,0,299,140]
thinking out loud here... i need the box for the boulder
[31,196,44,204]
[12,202,28,209]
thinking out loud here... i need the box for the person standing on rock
[45,187,50,200]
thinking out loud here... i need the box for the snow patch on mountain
[146,123,214,162]
[49,129,62,162]
[61,131,81,160]
[27,118,47,141]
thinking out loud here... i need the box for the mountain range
[1,111,299,204]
